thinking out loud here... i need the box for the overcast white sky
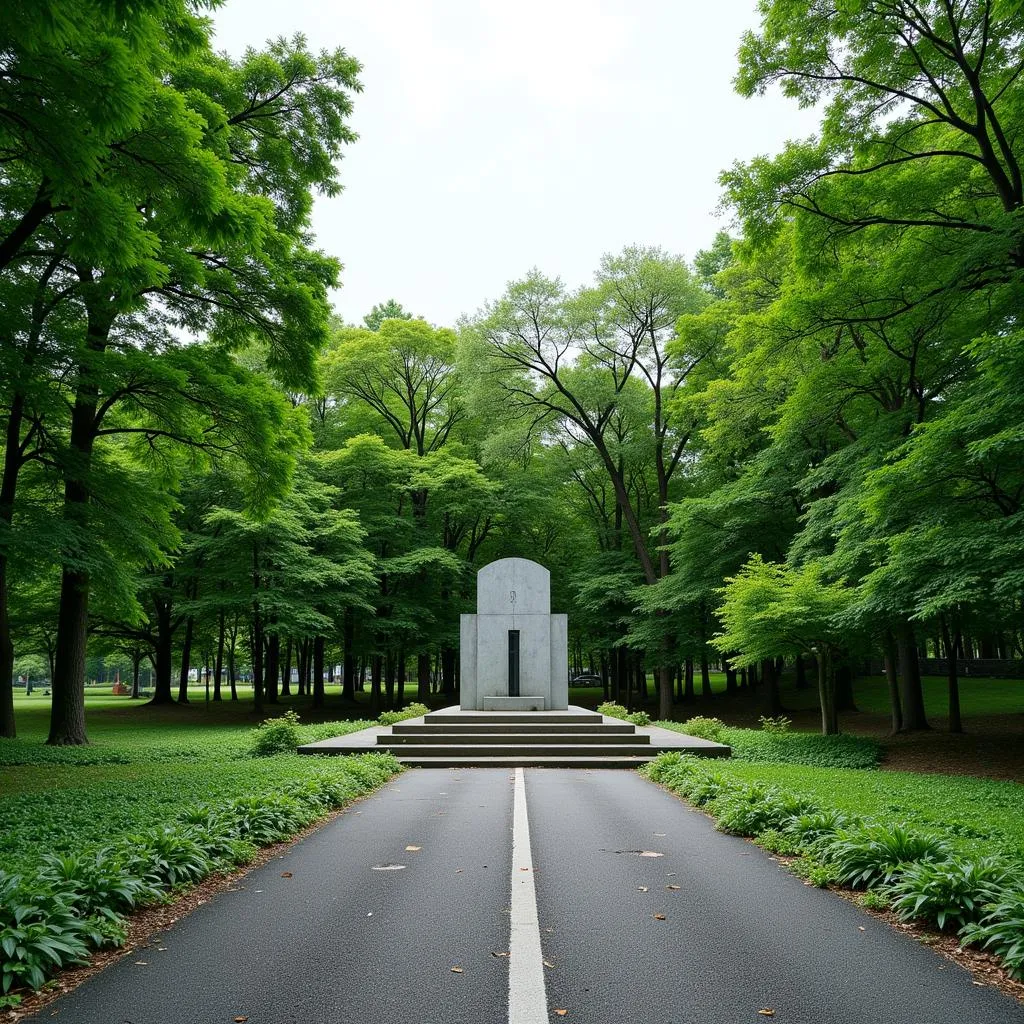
[212,1,818,327]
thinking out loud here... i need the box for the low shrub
[0,874,112,995]
[710,784,819,837]
[723,730,880,769]
[960,888,1024,979]
[35,850,160,916]
[677,716,727,743]
[626,711,651,727]
[789,856,839,888]
[754,828,802,855]
[859,889,890,911]
[252,710,302,756]
[820,822,950,889]
[377,703,430,726]
[887,856,1014,932]
[597,702,629,720]
[782,808,858,848]
[126,826,213,887]
[759,715,792,734]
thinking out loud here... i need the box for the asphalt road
[528,769,1024,1024]
[23,768,1024,1024]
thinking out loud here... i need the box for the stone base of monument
[298,705,730,768]
[480,696,546,711]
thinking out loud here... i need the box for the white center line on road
[509,766,548,1024]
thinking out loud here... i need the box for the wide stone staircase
[298,706,730,768]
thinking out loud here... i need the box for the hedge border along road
[642,751,1024,983]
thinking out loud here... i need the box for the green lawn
[0,696,388,875]
[850,674,1024,717]
[705,759,1024,864]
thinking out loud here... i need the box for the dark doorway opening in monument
[508,630,520,697]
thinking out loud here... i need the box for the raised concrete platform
[297,705,730,768]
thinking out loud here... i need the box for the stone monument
[459,557,568,711]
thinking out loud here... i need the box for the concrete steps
[384,731,650,746]
[297,705,731,767]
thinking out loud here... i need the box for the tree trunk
[370,654,382,716]
[228,644,237,701]
[795,654,807,691]
[614,646,627,703]
[895,621,929,731]
[940,614,964,734]
[724,662,737,694]
[834,661,856,712]
[49,301,114,745]
[251,548,264,715]
[817,648,838,735]
[130,651,142,699]
[177,615,194,703]
[149,595,176,704]
[397,649,406,707]
[684,657,694,702]
[761,657,782,715]
[213,610,225,702]
[441,646,456,697]
[417,652,431,703]
[882,630,903,734]
[700,650,712,698]
[47,569,90,745]
[312,635,325,709]
[342,608,356,702]
[280,639,292,697]
[382,652,393,710]
[265,632,279,704]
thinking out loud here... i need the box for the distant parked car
[570,673,603,686]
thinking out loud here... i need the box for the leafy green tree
[714,556,855,734]
[729,0,1024,275]
[33,35,362,744]
[363,299,414,331]
[463,247,710,718]
[324,319,463,456]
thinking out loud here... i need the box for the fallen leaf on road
[544,927,554,933]
[554,1010,568,1016]
[667,884,681,891]
[450,966,463,973]
[492,951,510,958]
[372,864,407,871]
[281,871,293,878]
[653,913,666,920]
[858,926,865,931]
[134,961,148,965]
[758,1010,775,1016]
[543,960,555,969]
[455,868,463,873]
[406,845,421,851]
[234,1017,249,1022]
[520,866,531,871]
[972,981,986,987]
[639,850,663,857]
[653,833,666,837]
[637,886,649,892]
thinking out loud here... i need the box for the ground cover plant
[0,699,403,1004]
[643,751,1024,979]
[661,716,882,769]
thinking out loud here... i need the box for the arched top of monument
[477,557,550,615]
